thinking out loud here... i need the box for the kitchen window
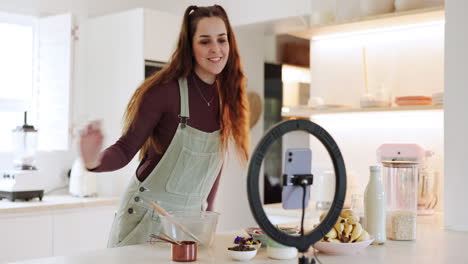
[0,13,73,152]
[0,17,35,151]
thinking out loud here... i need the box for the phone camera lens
[288,152,292,156]
[288,158,292,162]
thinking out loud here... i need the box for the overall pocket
[165,146,218,196]
[116,208,153,247]
[114,200,155,245]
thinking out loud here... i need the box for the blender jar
[382,161,418,241]
[12,123,38,170]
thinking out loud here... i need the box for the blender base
[0,190,44,202]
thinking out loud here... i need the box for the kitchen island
[12,213,468,264]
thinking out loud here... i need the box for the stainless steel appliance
[145,60,165,78]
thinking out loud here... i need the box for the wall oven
[145,60,166,78]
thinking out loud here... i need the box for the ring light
[247,119,347,263]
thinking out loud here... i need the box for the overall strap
[177,78,190,128]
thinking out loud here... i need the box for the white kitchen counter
[0,195,119,214]
[12,214,468,264]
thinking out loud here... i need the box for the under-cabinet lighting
[311,110,443,130]
[312,20,445,41]
[282,65,311,83]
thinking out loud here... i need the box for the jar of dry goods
[382,161,418,241]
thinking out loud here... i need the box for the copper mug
[172,241,197,262]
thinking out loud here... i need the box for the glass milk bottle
[364,165,386,245]
[382,161,418,241]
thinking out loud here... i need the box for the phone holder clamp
[283,174,314,186]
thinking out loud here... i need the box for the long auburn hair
[123,5,250,165]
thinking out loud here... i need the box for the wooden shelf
[289,6,445,40]
[282,105,443,118]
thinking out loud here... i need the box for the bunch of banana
[318,209,370,243]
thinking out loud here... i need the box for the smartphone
[282,148,312,210]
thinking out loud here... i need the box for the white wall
[309,23,445,106]
[444,0,468,231]
[214,26,265,232]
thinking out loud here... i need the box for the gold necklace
[193,75,215,107]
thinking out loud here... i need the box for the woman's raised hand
[79,120,104,170]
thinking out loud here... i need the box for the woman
[79,5,250,247]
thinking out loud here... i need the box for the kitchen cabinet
[52,206,115,256]
[37,13,74,151]
[0,213,53,262]
[84,7,180,142]
[83,8,180,196]
[143,9,181,63]
[0,204,116,263]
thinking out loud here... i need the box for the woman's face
[192,17,229,83]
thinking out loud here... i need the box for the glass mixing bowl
[159,211,219,248]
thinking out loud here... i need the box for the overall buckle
[178,115,189,128]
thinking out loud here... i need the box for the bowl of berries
[227,244,258,261]
[233,236,262,250]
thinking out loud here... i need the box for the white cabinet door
[0,213,53,263]
[52,206,115,256]
[85,9,145,196]
[144,9,180,62]
[38,13,73,151]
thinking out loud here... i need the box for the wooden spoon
[150,234,181,245]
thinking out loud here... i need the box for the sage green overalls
[107,77,223,247]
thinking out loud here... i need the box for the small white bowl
[313,239,374,255]
[227,248,257,261]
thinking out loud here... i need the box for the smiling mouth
[208,57,222,62]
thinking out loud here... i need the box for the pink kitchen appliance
[376,143,429,167]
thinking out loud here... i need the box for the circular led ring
[247,119,347,253]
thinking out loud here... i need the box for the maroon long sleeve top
[92,72,222,210]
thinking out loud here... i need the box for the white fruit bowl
[313,239,374,255]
